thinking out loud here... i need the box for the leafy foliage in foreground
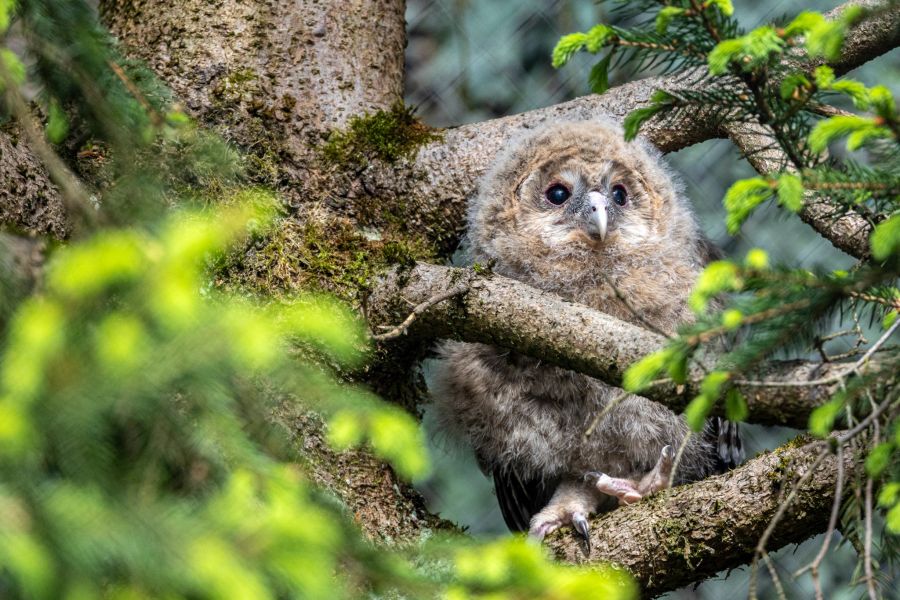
[0,0,636,598]
[556,0,900,594]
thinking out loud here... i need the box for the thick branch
[368,263,869,429]
[723,119,875,260]
[545,437,857,597]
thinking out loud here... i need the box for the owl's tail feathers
[711,417,744,472]
[493,468,557,532]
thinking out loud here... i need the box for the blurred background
[403,1,900,598]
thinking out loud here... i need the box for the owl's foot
[528,484,595,550]
[584,444,675,506]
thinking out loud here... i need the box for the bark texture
[545,437,856,597]
[0,123,66,237]
[367,262,864,429]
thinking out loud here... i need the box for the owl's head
[467,119,706,299]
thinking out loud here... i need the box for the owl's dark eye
[545,183,571,206]
[611,183,628,206]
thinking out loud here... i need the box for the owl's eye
[545,183,571,206]
[611,183,628,206]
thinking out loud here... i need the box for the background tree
[0,0,898,598]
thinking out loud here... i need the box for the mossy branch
[545,436,858,597]
[367,262,883,429]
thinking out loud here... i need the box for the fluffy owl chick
[432,119,741,543]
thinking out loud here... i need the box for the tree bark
[0,122,66,238]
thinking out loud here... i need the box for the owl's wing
[492,467,558,532]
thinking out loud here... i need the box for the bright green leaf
[745,248,769,270]
[0,0,16,34]
[685,394,715,432]
[46,101,69,144]
[871,214,900,261]
[879,482,900,508]
[623,105,664,141]
[725,389,749,422]
[887,503,900,534]
[690,260,742,313]
[776,173,803,212]
[809,397,843,437]
[656,7,686,34]
[723,177,773,234]
[708,26,785,76]
[0,48,25,90]
[722,309,743,330]
[623,347,677,392]
[783,11,825,38]
[706,0,734,16]
[588,53,613,94]
[808,115,880,153]
[866,442,894,477]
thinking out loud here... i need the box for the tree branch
[368,263,881,429]
[544,437,857,597]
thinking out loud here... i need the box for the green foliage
[447,538,635,599]
[622,347,679,392]
[559,3,900,589]
[871,214,900,261]
[724,389,748,422]
[551,25,614,69]
[707,26,784,76]
[723,177,774,234]
[810,399,844,438]
[689,260,742,313]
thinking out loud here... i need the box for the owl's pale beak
[586,191,608,241]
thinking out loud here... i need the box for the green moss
[222,216,436,302]
[322,102,442,166]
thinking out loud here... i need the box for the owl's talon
[528,491,594,549]
[572,512,591,551]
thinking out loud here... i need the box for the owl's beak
[586,191,608,241]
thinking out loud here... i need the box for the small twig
[763,551,788,600]
[107,59,164,126]
[583,390,630,440]
[863,397,879,600]
[794,444,844,593]
[735,318,899,388]
[752,447,829,578]
[668,430,693,489]
[371,284,469,341]
[599,273,672,338]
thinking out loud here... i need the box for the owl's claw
[572,512,591,551]
[585,444,675,506]
[528,495,593,552]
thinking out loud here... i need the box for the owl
[432,119,742,543]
